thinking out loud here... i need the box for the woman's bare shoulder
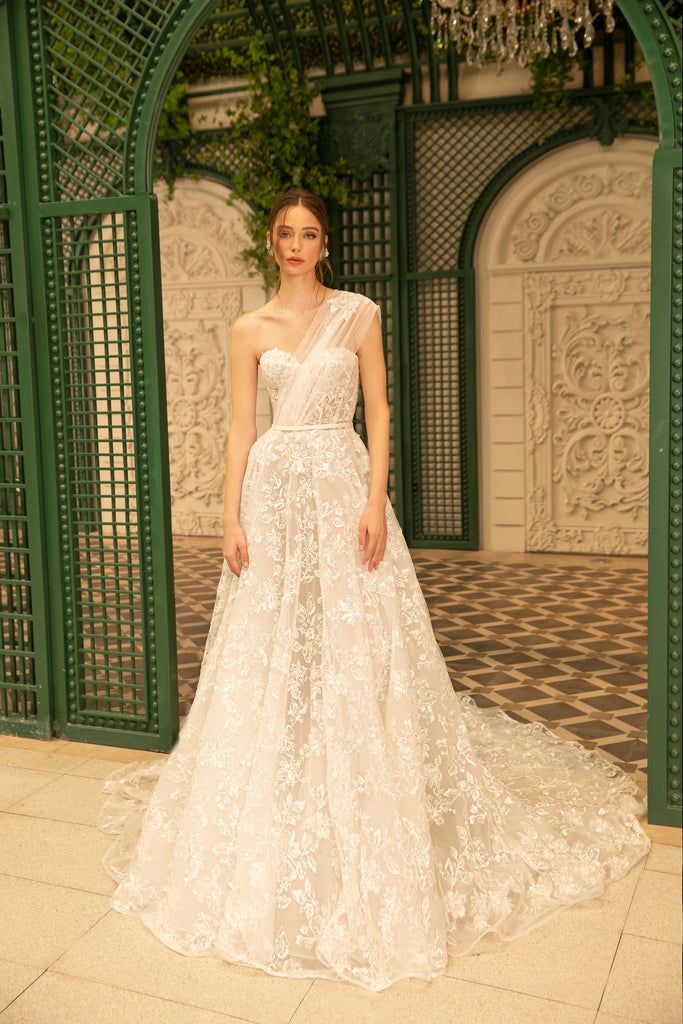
[230,305,277,348]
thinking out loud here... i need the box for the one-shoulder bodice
[259,346,360,426]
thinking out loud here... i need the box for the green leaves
[156,32,352,292]
[157,71,192,144]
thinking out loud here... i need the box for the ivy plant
[528,47,581,142]
[155,35,354,294]
[610,50,657,126]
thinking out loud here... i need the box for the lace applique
[329,289,365,321]
[99,288,650,993]
[259,347,358,422]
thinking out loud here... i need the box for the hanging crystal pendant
[430,0,616,67]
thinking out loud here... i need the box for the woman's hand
[223,520,249,577]
[358,500,387,571]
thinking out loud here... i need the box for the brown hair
[266,188,333,287]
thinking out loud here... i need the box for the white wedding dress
[99,289,651,992]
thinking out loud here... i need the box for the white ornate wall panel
[155,179,268,537]
[475,137,656,554]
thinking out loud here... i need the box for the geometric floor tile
[172,540,648,792]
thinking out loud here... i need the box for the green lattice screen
[401,85,657,546]
[40,0,179,202]
[161,128,248,185]
[52,212,153,726]
[4,0,189,745]
[0,7,51,734]
[0,106,38,724]
[409,276,462,537]
[36,194,178,742]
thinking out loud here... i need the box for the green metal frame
[0,4,53,737]
[0,0,680,827]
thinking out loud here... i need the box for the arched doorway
[155,177,269,536]
[476,135,657,555]
[1,1,679,826]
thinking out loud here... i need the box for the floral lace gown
[99,290,650,992]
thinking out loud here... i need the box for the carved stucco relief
[476,139,656,554]
[506,150,653,555]
[156,180,258,537]
[510,166,652,263]
[524,266,650,555]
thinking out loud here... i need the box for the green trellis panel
[0,0,680,827]
[0,4,52,737]
[5,0,185,750]
[34,196,180,749]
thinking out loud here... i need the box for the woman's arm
[222,317,258,575]
[356,308,390,570]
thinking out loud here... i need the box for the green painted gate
[0,0,680,827]
[0,0,215,751]
[0,4,52,736]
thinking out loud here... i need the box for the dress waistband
[271,421,352,432]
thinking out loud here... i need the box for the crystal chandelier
[430,0,616,67]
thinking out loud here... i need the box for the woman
[99,188,651,993]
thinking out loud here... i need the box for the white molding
[475,136,657,553]
[155,178,268,537]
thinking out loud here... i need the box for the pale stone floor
[0,735,679,1024]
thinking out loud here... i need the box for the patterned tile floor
[1,544,678,1024]
[172,540,648,794]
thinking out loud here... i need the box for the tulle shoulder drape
[272,289,381,427]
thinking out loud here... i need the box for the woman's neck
[274,278,331,316]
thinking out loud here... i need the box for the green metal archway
[0,0,680,827]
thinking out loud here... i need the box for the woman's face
[269,206,326,276]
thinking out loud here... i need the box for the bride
[99,187,651,992]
